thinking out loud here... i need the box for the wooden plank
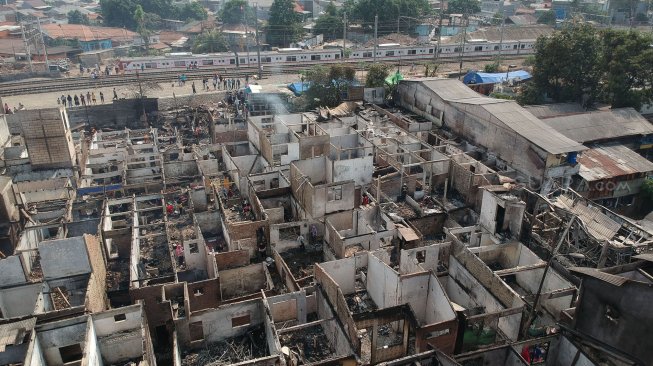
[495,263,547,276]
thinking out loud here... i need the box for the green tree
[484,62,499,72]
[220,0,256,24]
[134,5,150,50]
[347,0,431,33]
[529,23,601,107]
[179,2,208,21]
[100,0,138,28]
[491,12,503,25]
[314,4,343,41]
[304,64,356,108]
[537,10,556,25]
[446,0,480,15]
[641,179,653,211]
[192,29,229,53]
[67,10,90,25]
[599,29,653,110]
[267,0,303,46]
[366,63,389,87]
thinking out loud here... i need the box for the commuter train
[118,39,535,72]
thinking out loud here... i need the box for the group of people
[3,102,24,114]
[183,73,247,94]
[58,88,120,108]
[80,63,119,79]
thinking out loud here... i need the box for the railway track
[0,55,527,96]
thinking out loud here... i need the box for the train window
[520,44,525,49]
[494,46,499,50]
[286,56,296,62]
[474,46,483,51]
[363,52,372,57]
[240,58,245,64]
[311,55,321,61]
[230,59,236,64]
[335,54,339,59]
[407,49,416,55]
[513,45,518,49]
[174,61,185,67]
[202,59,214,65]
[262,57,272,63]
[385,51,394,56]
[454,47,461,53]
[429,49,434,53]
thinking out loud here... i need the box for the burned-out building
[0,78,651,366]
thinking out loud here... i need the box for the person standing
[86,91,91,103]
[67,95,73,108]
[192,82,196,94]
[80,94,86,106]
[74,95,80,106]
[113,88,118,100]
[99,92,105,104]
[91,92,97,105]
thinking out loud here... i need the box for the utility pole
[37,17,48,68]
[457,16,467,79]
[20,23,33,72]
[255,4,262,80]
[435,0,444,63]
[373,15,378,62]
[497,0,505,63]
[343,12,347,54]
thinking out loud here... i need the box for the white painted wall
[0,283,43,318]
[84,318,104,366]
[189,299,263,344]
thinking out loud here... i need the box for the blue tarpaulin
[288,82,310,96]
[463,70,531,85]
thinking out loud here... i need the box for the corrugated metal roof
[523,103,587,119]
[578,144,653,181]
[416,79,586,154]
[541,108,653,143]
[554,195,620,241]
[481,102,586,154]
[569,267,629,286]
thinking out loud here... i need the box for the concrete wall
[546,336,596,366]
[186,298,264,345]
[93,305,145,364]
[39,236,91,280]
[0,283,43,318]
[36,317,88,366]
[66,98,157,130]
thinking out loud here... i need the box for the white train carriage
[349,44,436,62]
[120,52,236,71]
[236,48,343,66]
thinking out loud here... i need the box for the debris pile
[181,325,268,366]
[279,324,334,363]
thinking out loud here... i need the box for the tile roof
[41,24,138,42]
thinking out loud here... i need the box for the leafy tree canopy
[67,10,89,25]
[314,6,343,41]
[100,0,207,29]
[193,29,229,53]
[446,0,480,15]
[304,64,356,108]
[520,23,653,110]
[537,10,556,25]
[365,63,389,87]
[267,0,303,46]
[220,0,256,25]
[343,0,431,33]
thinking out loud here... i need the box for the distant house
[41,24,140,52]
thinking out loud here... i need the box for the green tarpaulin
[385,71,404,85]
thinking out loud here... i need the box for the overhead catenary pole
[435,0,444,63]
[373,15,378,62]
[255,4,262,80]
[37,17,48,68]
[497,0,505,63]
[343,12,347,54]
[20,23,33,72]
[457,15,468,79]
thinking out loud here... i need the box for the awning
[385,71,404,86]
